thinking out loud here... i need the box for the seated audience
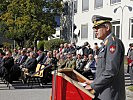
[64,52,76,69]
[16,50,27,65]
[23,52,37,74]
[36,47,45,64]
[75,53,84,73]
[82,54,96,79]
[0,50,14,83]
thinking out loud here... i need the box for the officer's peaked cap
[92,15,112,28]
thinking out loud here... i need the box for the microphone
[76,42,89,50]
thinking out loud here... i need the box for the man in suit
[0,50,14,83]
[17,50,27,65]
[82,54,96,79]
[86,15,125,100]
[24,52,37,73]
[36,47,45,64]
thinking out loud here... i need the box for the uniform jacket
[65,59,76,69]
[91,33,125,100]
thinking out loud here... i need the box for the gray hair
[104,22,112,33]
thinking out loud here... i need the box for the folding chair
[27,65,45,88]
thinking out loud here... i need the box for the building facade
[63,0,133,53]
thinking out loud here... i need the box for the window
[95,0,103,8]
[81,24,88,39]
[93,31,97,39]
[111,0,121,4]
[74,0,78,13]
[112,21,120,38]
[82,0,89,11]
[130,18,133,39]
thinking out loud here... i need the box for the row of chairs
[0,63,52,89]
[23,63,53,88]
[25,64,45,88]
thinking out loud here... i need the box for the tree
[0,0,63,48]
[0,0,10,14]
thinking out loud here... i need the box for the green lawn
[128,86,133,92]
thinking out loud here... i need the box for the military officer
[86,15,125,100]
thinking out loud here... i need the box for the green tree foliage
[0,0,62,48]
[37,40,45,50]
[0,0,10,13]
[3,42,11,48]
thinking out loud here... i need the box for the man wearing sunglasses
[85,15,125,100]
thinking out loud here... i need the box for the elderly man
[86,15,125,100]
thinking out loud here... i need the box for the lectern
[51,68,94,100]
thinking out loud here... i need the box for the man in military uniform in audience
[85,15,125,100]
[60,52,76,69]
[64,52,76,69]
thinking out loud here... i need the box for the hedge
[38,39,66,51]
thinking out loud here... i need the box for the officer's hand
[85,85,92,90]
[85,80,93,85]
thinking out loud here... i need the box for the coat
[17,55,27,65]
[25,58,37,73]
[91,33,125,100]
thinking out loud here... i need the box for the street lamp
[62,0,75,42]
[114,5,132,41]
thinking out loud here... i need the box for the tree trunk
[34,38,37,50]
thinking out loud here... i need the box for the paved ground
[126,87,133,100]
[0,81,52,100]
[0,88,51,100]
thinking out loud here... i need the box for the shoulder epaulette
[112,36,115,41]
[104,39,108,46]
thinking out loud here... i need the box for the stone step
[125,80,132,83]
[125,73,130,77]
[125,77,131,80]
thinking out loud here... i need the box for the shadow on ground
[0,80,52,90]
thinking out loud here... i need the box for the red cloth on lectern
[52,76,92,100]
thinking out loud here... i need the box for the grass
[128,86,133,92]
